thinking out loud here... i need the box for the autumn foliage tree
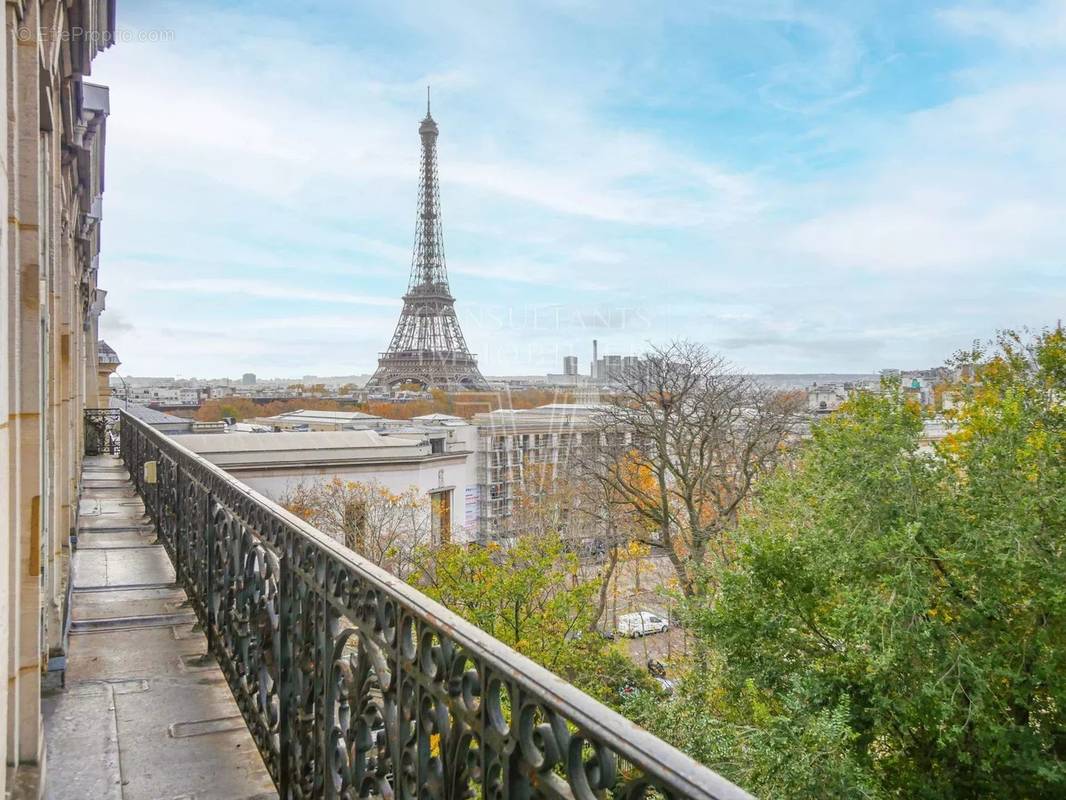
[367,388,576,421]
[499,457,653,631]
[194,397,359,422]
[592,340,802,595]
[193,387,578,423]
[284,478,430,579]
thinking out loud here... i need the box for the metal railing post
[278,552,291,799]
[154,453,163,536]
[320,574,331,800]
[204,491,216,655]
[174,463,183,586]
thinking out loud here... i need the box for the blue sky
[92,1,1066,378]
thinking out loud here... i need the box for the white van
[616,611,669,638]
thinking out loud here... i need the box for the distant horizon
[115,369,885,383]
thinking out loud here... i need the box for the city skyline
[92,1,1065,377]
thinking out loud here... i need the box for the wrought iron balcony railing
[116,410,751,800]
[85,407,122,455]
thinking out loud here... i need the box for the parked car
[616,611,669,638]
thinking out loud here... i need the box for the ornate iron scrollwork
[116,410,751,800]
[84,408,121,455]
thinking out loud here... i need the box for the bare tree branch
[283,478,431,580]
[586,340,803,595]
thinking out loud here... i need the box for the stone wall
[0,2,114,794]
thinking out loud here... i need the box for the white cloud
[138,279,400,307]
[783,76,1066,272]
[102,312,397,378]
[940,1,1066,48]
[98,5,765,233]
[88,2,1065,376]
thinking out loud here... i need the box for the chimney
[592,339,598,377]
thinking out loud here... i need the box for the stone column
[0,6,12,794]
[7,0,43,767]
[43,112,64,657]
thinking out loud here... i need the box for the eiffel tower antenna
[365,97,490,391]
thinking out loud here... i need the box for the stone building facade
[1,2,113,794]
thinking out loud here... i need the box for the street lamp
[115,373,130,409]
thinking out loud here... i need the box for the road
[589,549,695,669]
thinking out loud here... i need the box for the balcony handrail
[116,409,751,800]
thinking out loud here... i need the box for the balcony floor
[43,455,277,800]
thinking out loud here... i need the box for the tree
[284,478,430,579]
[411,534,591,664]
[568,454,652,629]
[428,387,454,414]
[632,329,1066,798]
[502,458,652,632]
[410,533,646,704]
[195,397,260,422]
[594,340,802,595]
[500,461,578,540]
[194,397,359,423]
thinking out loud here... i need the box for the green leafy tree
[631,329,1066,799]
[411,533,652,704]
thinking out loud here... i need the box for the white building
[920,417,956,452]
[179,419,479,543]
[125,385,200,405]
[174,404,624,543]
[0,3,115,790]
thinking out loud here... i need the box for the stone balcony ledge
[43,455,276,799]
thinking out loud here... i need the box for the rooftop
[473,402,609,432]
[411,412,466,422]
[180,429,418,454]
[270,408,380,421]
[109,399,193,430]
[174,429,469,470]
[96,339,121,365]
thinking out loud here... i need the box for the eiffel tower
[366,92,490,392]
